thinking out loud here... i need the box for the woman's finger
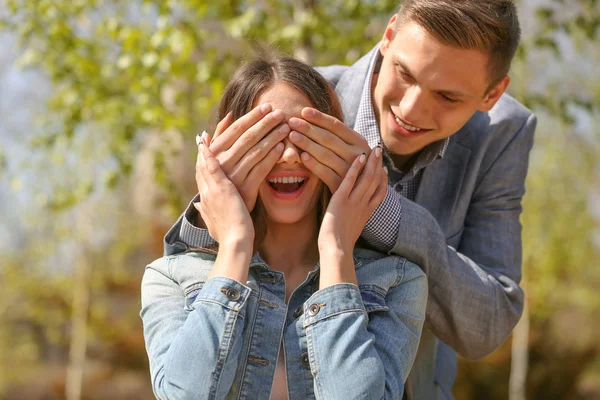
[241,142,285,196]
[368,168,388,210]
[300,152,342,193]
[336,153,366,198]
[363,149,384,202]
[350,145,380,201]
[213,111,233,141]
[228,125,289,183]
[210,103,273,152]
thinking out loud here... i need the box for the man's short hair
[396,0,521,88]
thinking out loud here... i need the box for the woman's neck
[259,212,320,279]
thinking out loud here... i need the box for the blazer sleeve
[141,258,251,399]
[388,112,537,359]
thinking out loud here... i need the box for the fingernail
[260,104,271,113]
[289,118,300,128]
[383,166,388,175]
[304,108,316,117]
[301,152,310,161]
[360,153,366,163]
[375,146,382,158]
[278,124,290,134]
[196,134,201,146]
[272,109,283,119]
[275,142,285,151]
[289,131,300,141]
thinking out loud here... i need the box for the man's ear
[478,76,510,112]
[380,14,398,56]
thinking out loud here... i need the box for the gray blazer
[317,45,536,399]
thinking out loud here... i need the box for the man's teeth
[267,177,306,184]
[395,116,422,132]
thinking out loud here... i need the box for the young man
[164,1,536,398]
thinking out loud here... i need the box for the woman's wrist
[318,249,357,289]
[209,237,254,283]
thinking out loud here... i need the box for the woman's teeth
[268,176,306,184]
[395,116,422,132]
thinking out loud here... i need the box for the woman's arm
[141,258,251,400]
[142,141,257,399]
[304,259,427,399]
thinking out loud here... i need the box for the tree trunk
[66,212,93,400]
[509,279,529,400]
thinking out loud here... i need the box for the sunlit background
[0,0,598,399]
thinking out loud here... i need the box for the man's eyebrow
[393,55,469,99]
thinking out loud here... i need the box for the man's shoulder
[458,93,535,148]
[315,65,349,86]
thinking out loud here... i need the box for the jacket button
[307,303,320,316]
[226,288,241,301]
[293,306,303,318]
[300,352,310,369]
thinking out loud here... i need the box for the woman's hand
[195,137,255,282]
[317,145,388,288]
[206,104,288,212]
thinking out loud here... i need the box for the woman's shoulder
[353,248,425,289]
[145,251,217,286]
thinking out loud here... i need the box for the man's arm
[386,113,537,359]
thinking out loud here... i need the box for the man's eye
[441,94,459,103]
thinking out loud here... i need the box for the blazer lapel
[416,137,472,237]
[335,44,380,128]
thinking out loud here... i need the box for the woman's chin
[265,210,307,225]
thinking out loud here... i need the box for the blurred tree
[1,0,399,216]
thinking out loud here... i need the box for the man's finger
[210,103,273,152]
[300,152,342,193]
[288,131,348,177]
[288,117,356,162]
[301,107,367,147]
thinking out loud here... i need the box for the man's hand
[205,103,289,212]
[288,107,371,193]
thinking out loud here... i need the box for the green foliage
[2,0,399,214]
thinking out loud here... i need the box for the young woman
[141,56,427,400]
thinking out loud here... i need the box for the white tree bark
[66,211,93,400]
[509,279,529,400]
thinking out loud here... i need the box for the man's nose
[277,137,302,164]
[400,85,429,122]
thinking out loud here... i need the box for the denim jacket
[140,248,427,400]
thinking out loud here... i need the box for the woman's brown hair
[212,55,344,251]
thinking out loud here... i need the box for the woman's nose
[277,137,301,164]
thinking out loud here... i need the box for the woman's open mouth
[266,176,308,200]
